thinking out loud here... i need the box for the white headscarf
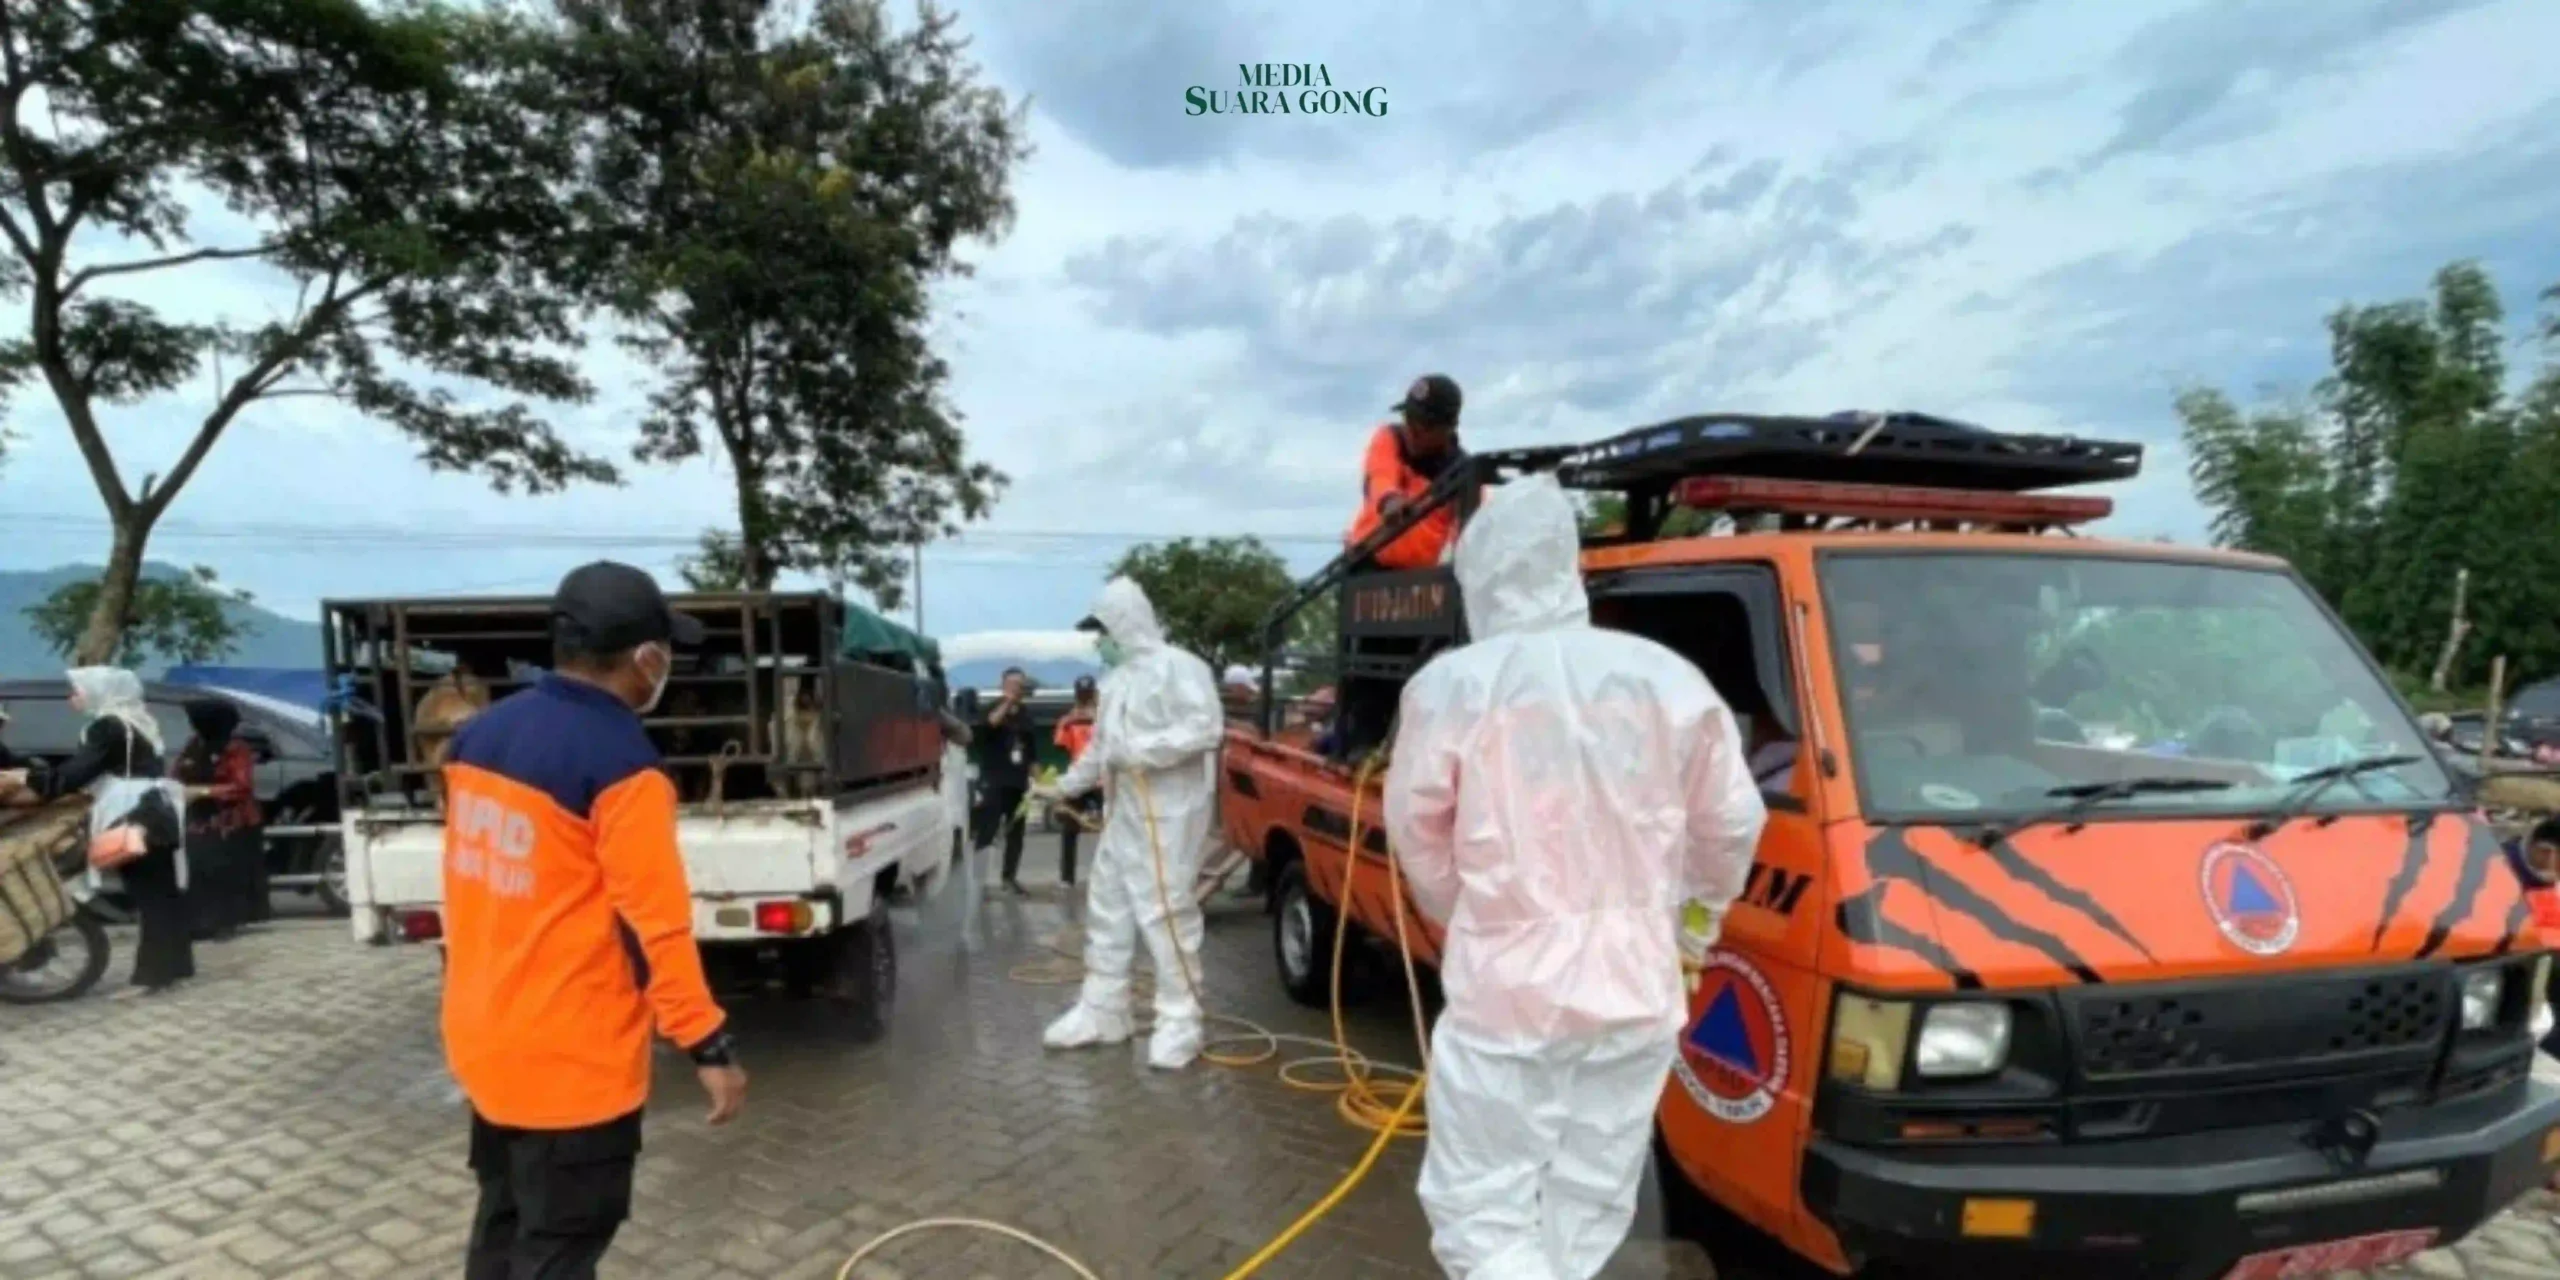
[66,666,162,756]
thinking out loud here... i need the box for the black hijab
[178,697,242,776]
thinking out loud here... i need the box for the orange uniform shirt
[1055,714,1095,761]
[439,675,726,1129]
[1344,424,1465,570]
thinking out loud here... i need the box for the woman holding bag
[24,668,193,997]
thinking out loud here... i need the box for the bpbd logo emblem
[2201,841,2299,956]
[1671,951,1789,1124]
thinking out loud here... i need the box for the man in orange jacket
[1345,373,1468,569]
[441,561,745,1279]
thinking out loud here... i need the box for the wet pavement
[0,836,2553,1279]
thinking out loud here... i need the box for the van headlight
[1917,1003,2013,1079]
[2532,956,2555,1041]
[2460,969,2505,1032]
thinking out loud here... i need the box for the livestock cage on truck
[320,592,945,815]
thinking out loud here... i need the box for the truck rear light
[398,910,443,942]
[754,901,813,935]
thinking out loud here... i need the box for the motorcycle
[0,842,115,1004]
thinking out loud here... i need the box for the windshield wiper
[2244,753,2423,839]
[1975,776,2237,845]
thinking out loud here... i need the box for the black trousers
[123,852,196,990]
[466,1109,642,1280]
[977,782,1029,882]
[1054,794,1102,887]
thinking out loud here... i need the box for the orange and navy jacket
[1055,712,1095,762]
[439,675,726,1130]
[1344,424,1469,570]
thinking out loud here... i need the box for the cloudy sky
[4,0,2558,650]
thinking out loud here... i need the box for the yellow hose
[839,754,1434,1279]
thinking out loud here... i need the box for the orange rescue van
[1219,412,2560,1280]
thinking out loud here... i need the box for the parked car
[0,678,347,914]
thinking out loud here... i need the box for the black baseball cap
[1392,373,1462,427]
[1075,614,1104,633]
[551,561,704,653]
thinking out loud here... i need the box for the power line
[0,510,1345,551]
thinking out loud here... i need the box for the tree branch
[66,244,273,296]
[143,276,384,521]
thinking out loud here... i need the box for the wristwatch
[686,1028,739,1068]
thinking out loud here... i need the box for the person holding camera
[976,668,1038,895]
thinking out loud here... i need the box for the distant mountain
[0,562,324,678]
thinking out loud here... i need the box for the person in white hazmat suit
[1034,577,1227,1070]
[1383,473,1768,1280]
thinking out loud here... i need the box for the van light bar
[2233,1168,2442,1215]
[1671,476,2113,527]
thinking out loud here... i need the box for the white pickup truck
[324,591,969,1037]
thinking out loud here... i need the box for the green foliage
[2179,261,2560,691]
[1577,491,1709,539]
[23,566,254,668]
[1106,536,1312,674]
[1,0,618,661]
[675,529,753,592]
[559,0,1026,603]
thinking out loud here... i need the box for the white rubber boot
[1146,1018,1202,1070]
[1043,1002,1134,1049]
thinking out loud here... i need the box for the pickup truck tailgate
[676,801,829,897]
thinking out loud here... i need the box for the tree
[559,0,1024,604]
[24,565,253,668]
[2180,261,2560,689]
[0,1,617,664]
[1106,536,1319,674]
[675,529,753,591]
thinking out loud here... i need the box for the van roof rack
[1557,411,2142,496]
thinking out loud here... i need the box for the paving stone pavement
[0,844,2553,1280]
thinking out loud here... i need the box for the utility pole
[912,542,925,633]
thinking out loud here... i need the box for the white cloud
[4,0,2557,658]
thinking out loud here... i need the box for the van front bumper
[1802,1079,2560,1280]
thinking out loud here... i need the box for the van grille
[2069,969,2451,1082]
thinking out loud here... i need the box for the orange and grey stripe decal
[1835,877,1983,990]
[1977,832,2155,963]
[2372,825,2431,952]
[1848,828,2103,985]
[2415,819,2507,961]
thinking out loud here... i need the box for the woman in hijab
[27,668,193,995]
[174,697,261,942]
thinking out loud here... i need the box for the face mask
[635,643,672,714]
[1096,636,1126,669]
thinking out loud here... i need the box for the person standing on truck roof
[978,668,1038,895]
[1345,373,1469,570]
[439,561,745,1280]
[1031,577,1225,1069]
[1383,473,1767,1280]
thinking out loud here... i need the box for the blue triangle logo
[1691,984,1761,1077]
[2228,864,2280,915]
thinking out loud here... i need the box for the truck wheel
[1274,863,1347,1008]
[316,837,351,917]
[839,900,897,1042]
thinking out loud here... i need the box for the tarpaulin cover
[162,666,331,714]
[837,602,942,678]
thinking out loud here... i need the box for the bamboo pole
[2480,654,2507,776]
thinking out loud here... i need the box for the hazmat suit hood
[1452,473,1589,639]
[1083,576,1168,652]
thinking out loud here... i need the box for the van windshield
[1817,550,2452,823]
